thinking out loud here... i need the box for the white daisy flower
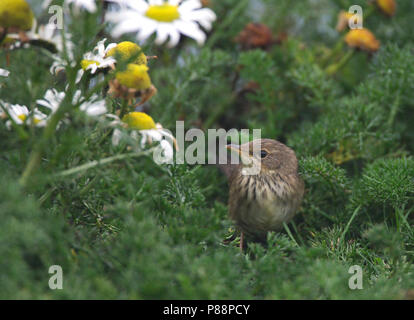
[50,58,68,76]
[31,108,49,127]
[0,68,10,77]
[1,103,48,128]
[82,39,117,73]
[106,0,217,47]
[140,125,175,164]
[108,112,176,164]
[138,123,173,148]
[37,89,107,117]
[7,104,30,125]
[36,89,65,114]
[73,91,108,117]
[77,39,117,82]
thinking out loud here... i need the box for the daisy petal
[167,27,181,47]
[174,20,206,45]
[185,8,216,30]
[0,68,10,77]
[137,20,158,42]
[178,0,202,14]
[148,0,164,5]
[155,24,171,45]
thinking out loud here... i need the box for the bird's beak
[226,144,241,154]
[226,144,252,165]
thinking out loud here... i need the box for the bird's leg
[239,231,244,252]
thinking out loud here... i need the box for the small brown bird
[222,139,304,250]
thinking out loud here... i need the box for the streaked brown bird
[220,139,304,250]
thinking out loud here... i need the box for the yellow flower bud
[122,112,156,130]
[345,28,380,52]
[107,41,147,65]
[115,64,152,90]
[0,0,34,30]
[376,0,396,17]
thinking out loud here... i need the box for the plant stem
[283,222,299,247]
[325,49,355,75]
[19,105,66,186]
[339,205,361,246]
[54,149,154,178]
[387,92,400,128]
[119,99,129,118]
[321,36,345,66]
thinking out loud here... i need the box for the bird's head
[226,139,299,177]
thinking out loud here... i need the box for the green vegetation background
[0,0,413,299]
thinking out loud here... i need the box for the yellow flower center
[115,64,152,90]
[107,41,147,65]
[81,60,100,70]
[0,0,34,30]
[145,4,180,22]
[18,114,27,122]
[33,117,42,124]
[122,112,156,130]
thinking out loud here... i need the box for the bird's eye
[260,150,268,158]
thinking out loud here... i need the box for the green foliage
[360,157,414,208]
[151,48,235,128]
[0,0,413,299]
[0,177,73,299]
